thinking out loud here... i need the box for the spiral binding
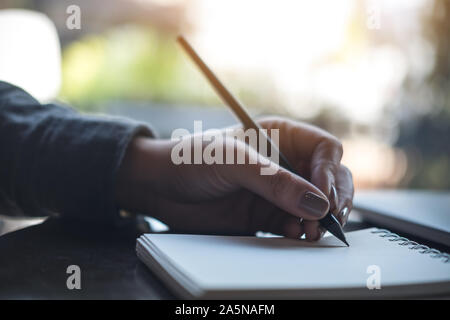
[371,229,450,263]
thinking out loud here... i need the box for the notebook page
[141,228,450,291]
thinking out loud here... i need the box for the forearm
[0,81,153,222]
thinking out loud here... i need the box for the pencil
[176,35,348,246]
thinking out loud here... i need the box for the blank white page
[138,228,450,296]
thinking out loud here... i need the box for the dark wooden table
[0,217,173,299]
[0,213,447,299]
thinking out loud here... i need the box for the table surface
[0,217,173,299]
[0,212,448,299]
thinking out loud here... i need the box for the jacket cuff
[30,113,154,224]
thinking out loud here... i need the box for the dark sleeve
[0,81,154,223]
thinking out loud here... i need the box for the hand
[115,116,354,240]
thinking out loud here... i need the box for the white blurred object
[144,216,169,232]
[0,9,61,102]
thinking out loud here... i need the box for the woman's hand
[115,116,354,241]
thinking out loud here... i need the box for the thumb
[229,158,330,220]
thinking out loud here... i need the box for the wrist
[115,136,162,213]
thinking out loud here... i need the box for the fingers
[310,138,343,202]
[330,184,339,215]
[247,202,321,241]
[304,137,345,240]
[230,156,330,221]
[257,116,343,206]
[334,165,354,226]
[256,117,350,241]
[257,117,338,163]
[262,169,329,222]
[303,220,321,241]
[252,208,305,239]
[221,118,352,241]
[305,165,353,240]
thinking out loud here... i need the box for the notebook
[136,228,450,299]
[354,190,450,246]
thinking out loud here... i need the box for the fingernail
[340,207,349,225]
[330,185,338,211]
[331,185,338,199]
[299,192,329,217]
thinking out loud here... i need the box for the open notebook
[136,228,450,299]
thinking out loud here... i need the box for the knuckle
[312,137,343,172]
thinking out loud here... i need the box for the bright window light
[0,9,61,102]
